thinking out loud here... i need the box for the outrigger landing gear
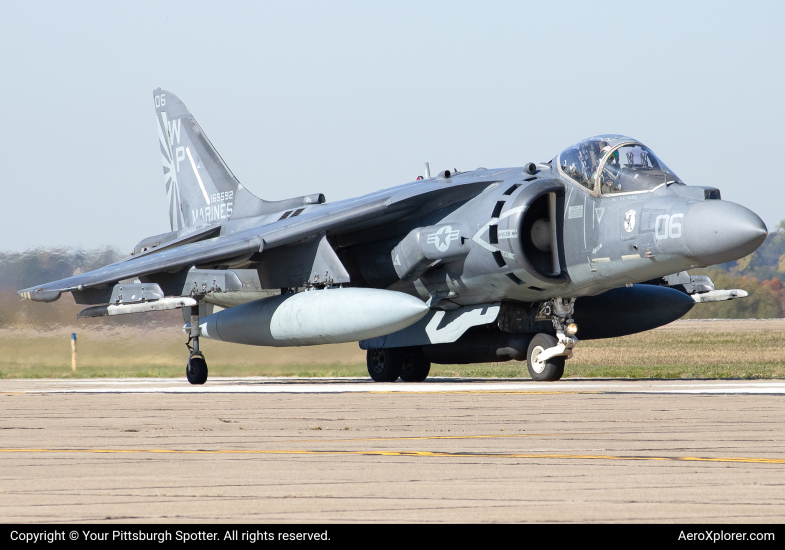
[186,304,208,385]
[527,298,578,382]
[186,353,208,385]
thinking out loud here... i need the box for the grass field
[1,319,783,380]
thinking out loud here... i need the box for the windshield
[558,138,682,194]
[558,138,608,192]
[599,144,681,194]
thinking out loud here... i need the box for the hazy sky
[2,1,783,252]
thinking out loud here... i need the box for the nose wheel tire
[186,353,208,385]
[527,333,565,382]
[366,348,402,382]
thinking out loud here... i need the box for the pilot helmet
[601,145,619,163]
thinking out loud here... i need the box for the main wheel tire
[399,347,431,382]
[526,333,565,381]
[186,354,208,385]
[366,348,403,382]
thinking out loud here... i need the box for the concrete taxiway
[1,377,784,523]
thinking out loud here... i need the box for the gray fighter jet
[19,89,768,384]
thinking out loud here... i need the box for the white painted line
[15,379,785,395]
[638,388,785,395]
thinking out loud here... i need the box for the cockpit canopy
[557,135,681,195]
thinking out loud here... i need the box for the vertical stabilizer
[154,88,263,231]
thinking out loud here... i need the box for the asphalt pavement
[1,378,783,523]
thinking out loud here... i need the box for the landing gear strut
[186,304,208,385]
[528,298,578,382]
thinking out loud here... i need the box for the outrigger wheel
[186,352,208,385]
[527,333,565,382]
[186,303,208,385]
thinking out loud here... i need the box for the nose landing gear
[527,333,565,381]
[528,298,578,381]
[186,304,208,385]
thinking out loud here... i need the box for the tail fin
[154,88,327,231]
[154,88,263,231]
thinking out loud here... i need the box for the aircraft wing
[18,176,497,300]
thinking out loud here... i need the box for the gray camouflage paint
[19,90,768,348]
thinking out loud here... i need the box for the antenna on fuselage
[424,162,431,179]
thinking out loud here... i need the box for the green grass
[0,363,371,380]
[1,321,783,380]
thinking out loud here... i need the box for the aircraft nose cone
[683,201,767,265]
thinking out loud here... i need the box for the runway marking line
[13,389,608,396]
[368,390,605,395]
[277,432,585,444]
[1,448,782,465]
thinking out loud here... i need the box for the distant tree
[0,247,176,328]
[0,247,123,291]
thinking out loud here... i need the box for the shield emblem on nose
[624,210,636,233]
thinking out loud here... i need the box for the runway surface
[5,377,785,394]
[1,377,784,523]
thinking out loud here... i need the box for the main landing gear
[367,347,431,382]
[527,298,578,382]
[186,304,208,385]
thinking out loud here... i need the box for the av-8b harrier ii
[19,89,767,384]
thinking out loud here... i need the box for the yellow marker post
[70,333,77,372]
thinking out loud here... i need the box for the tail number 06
[655,213,683,240]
